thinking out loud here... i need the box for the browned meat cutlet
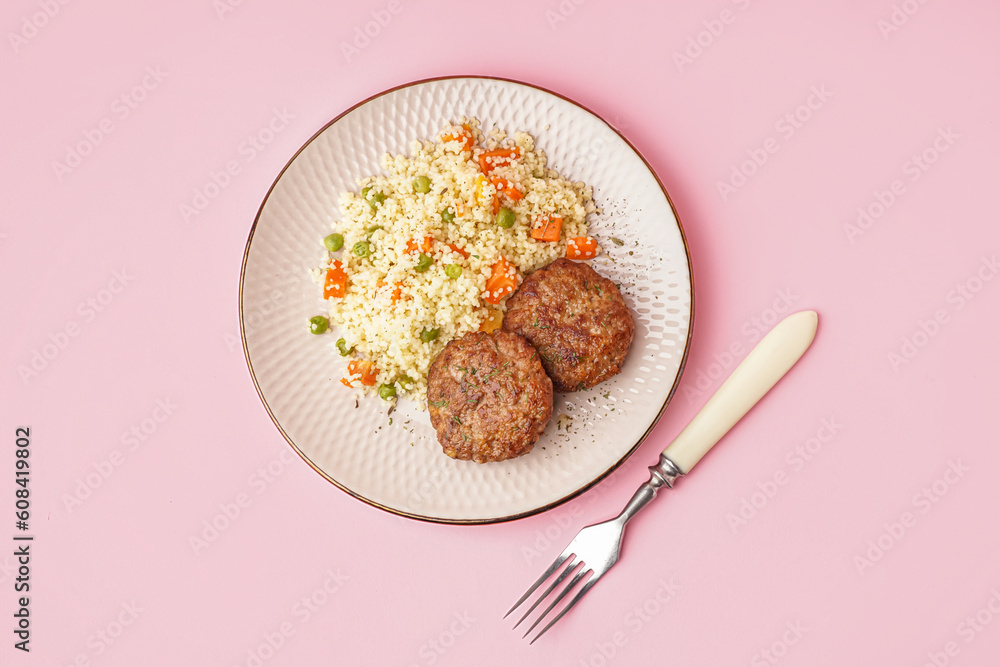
[503,257,634,392]
[427,330,553,463]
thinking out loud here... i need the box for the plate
[240,76,692,524]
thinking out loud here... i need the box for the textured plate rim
[239,74,695,525]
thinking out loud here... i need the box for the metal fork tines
[505,455,683,643]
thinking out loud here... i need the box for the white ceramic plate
[240,76,692,524]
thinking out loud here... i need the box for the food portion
[427,330,553,463]
[313,118,598,403]
[503,258,634,392]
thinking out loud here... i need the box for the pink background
[3,0,1000,665]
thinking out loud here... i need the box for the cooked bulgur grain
[314,118,596,403]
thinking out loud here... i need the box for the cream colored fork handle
[664,310,818,474]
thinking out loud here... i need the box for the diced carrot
[447,243,469,259]
[340,378,354,388]
[484,256,518,304]
[405,236,434,254]
[531,214,563,243]
[490,176,523,201]
[474,174,499,214]
[478,147,522,174]
[453,198,465,217]
[347,359,378,386]
[473,174,487,202]
[376,279,404,303]
[323,260,347,299]
[441,124,474,152]
[566,236,600,260]
[479,309,503,333]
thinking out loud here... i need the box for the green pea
[367,191,386,209]
[413,175,432,193]
[361,186,371,199]
[309,316,328,335]
[445,264,462,279]
[365,225,383,238]
[415,253,432,272]
[378,383,397,400]
[323,233,344,252]
[441,208,455,224]
[336,338,354,356]
[397,374,414,390]
[496,207,516,228]
[353,241,371,258]
[420,328,440,343]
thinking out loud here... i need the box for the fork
[506,310,818,643]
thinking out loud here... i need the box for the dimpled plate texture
[240,77,692,523]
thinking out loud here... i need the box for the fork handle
[662,310,818,474]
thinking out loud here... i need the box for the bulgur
[315,118,597,403]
